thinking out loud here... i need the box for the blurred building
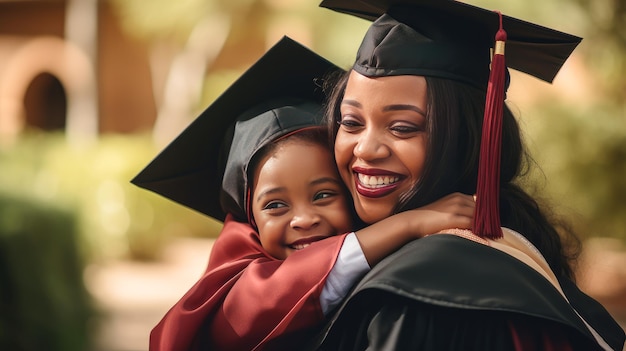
[0,0,156,141]
[0,0,319,146]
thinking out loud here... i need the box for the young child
[133,37,475,351]
[132,38,359,351]
[247,126,352,260]
[202,108,358,351]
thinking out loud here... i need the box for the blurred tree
[526,103,626,241]
[65,0,99,143]
[572,0,626,105]
[109,0,256,145]
[107,0,369,145]
[474,0,625,105]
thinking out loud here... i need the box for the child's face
[251,140,352,260]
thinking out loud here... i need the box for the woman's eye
[338,118,363,132]
[389,123,423,136]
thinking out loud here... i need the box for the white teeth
[291,243,310,250]
[358,174,399,188]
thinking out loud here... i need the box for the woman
[311,1,626,350]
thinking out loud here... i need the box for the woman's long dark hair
[324,71,580,280]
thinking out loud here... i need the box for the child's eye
[263,201,287,210]
[313,191,337,202]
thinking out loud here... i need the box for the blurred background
[0,0,624,350]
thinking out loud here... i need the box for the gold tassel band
[495,40,505,55]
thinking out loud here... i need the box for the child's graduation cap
[320,0,581,239]
[131,37,342,222]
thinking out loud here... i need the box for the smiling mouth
[289,243,312,250]
[354,172,402,198]
[357,174,400,189]
[288,236,328,250]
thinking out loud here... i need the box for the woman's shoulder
[363,230,565,304]
[424,227,561,292]
[490,227,563,292]
[343,233,623,350]
[356,234,568,308]
[347,235,584,323]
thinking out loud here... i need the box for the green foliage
[109,0,214,41]
[468,0,626,243]
[0,133,223,262]
[472,0,626,104]
[523,102,626,241]
[0,192,94,351]
[109,0,255,42]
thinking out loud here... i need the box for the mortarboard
[320,0,581,88]
[320,0,582,238]
[131,37,343,222]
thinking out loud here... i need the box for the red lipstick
[352,167,403,198]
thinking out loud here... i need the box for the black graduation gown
[310,235,625,351]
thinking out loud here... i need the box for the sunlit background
[0,0,624,350]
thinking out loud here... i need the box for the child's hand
[406,192,475,237]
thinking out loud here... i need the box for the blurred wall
[97,2,156,134]
[0,0,156,140]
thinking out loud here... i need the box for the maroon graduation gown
[150,214,348,351]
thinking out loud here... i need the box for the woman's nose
[353,129,390,161]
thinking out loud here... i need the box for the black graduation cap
[131,37,343,222]
[320,0,582,88]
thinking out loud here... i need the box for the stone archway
[0,36,97,144]
[23,72,68,132]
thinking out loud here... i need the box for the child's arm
[320,192,474,313]
[354,192,475,266]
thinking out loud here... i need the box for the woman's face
[335,70,429,224]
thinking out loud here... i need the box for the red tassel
[473,11,507,239]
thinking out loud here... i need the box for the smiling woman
[335,71,429,224]
[311,0,626,350]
